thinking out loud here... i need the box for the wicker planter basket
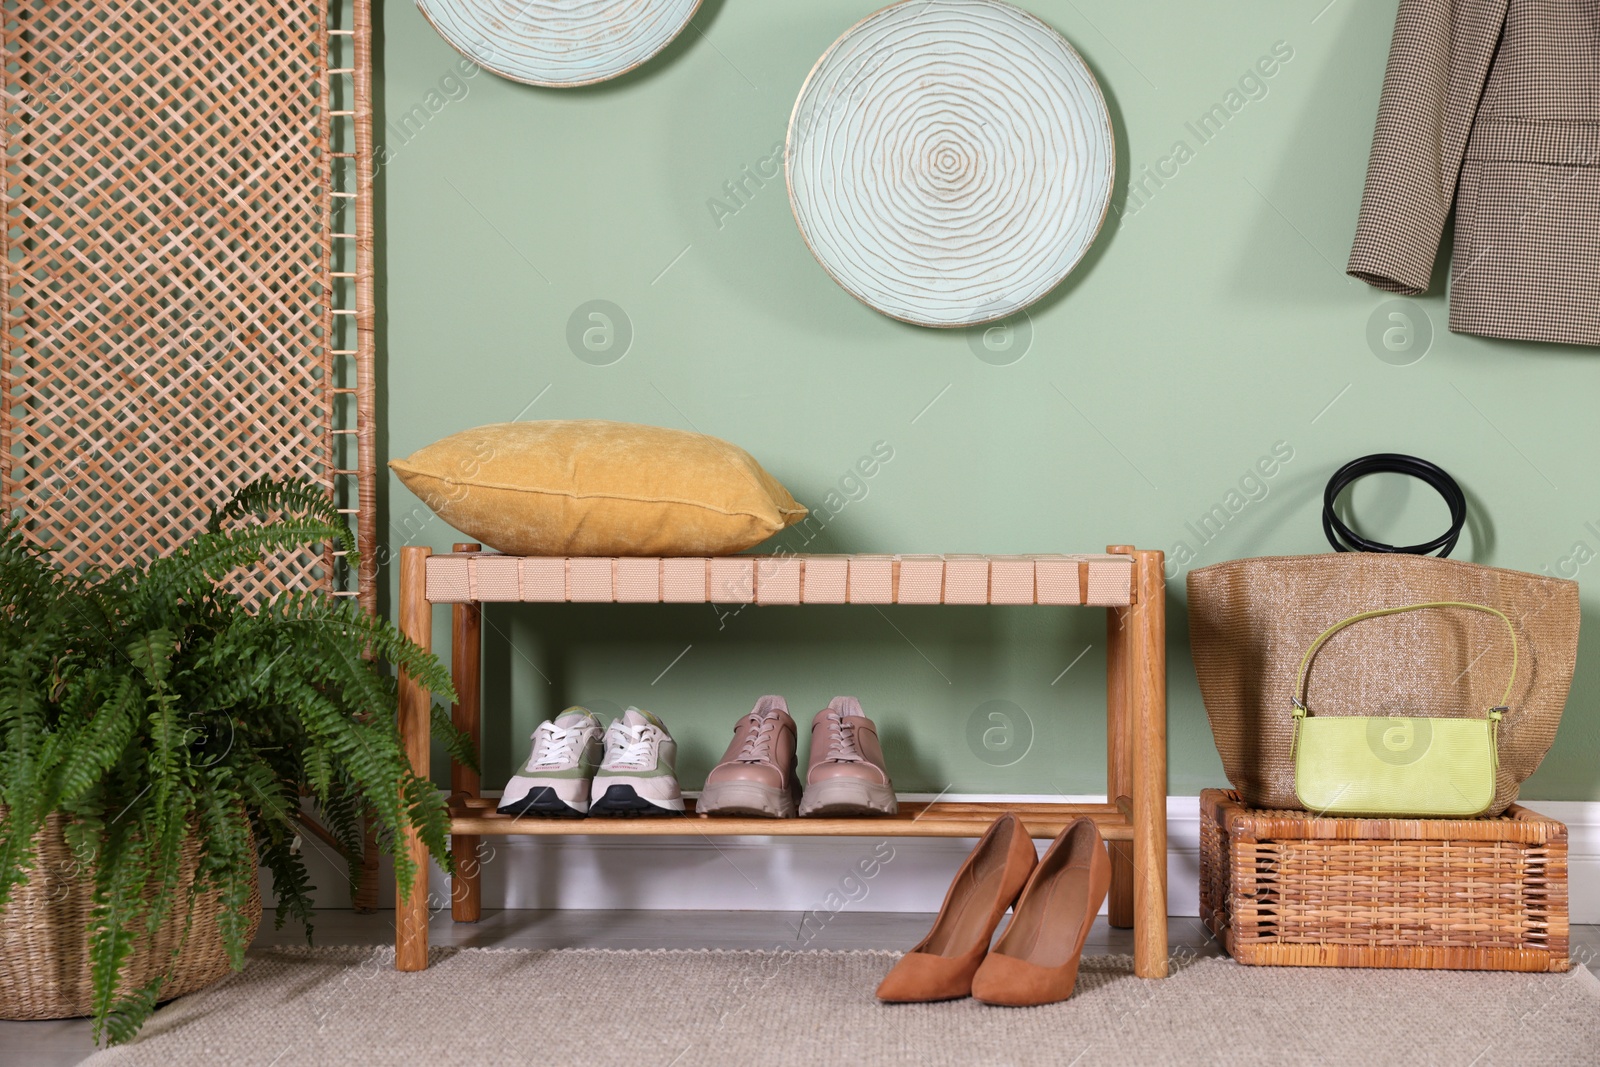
[0,811,262,1020]
[1199,789,1569,972]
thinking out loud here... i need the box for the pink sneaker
[799,697,898,816]
[698,696,801,818]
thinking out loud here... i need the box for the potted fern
[0,477,472,1043]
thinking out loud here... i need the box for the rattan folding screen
[0,0,376,608]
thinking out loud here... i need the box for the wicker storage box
[1199,789,1569,972]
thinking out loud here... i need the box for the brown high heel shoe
[970,816,1111,1007]
[875,813,1037,1003]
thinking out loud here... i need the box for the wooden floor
[6,911,1597,1066]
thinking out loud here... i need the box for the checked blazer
[1347,0,1600,347]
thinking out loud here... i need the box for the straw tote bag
[1187,455,1580,815]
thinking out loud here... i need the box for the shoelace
[528,723,587,770]
[606,724,657,770]
[823,715,864,762]
[735,715,780,763]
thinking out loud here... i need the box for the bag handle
[1323,454,1467,557]
[1292,601,1517,720]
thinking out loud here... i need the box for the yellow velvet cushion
[389,421,808,557]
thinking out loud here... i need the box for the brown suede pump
[969,816,1111,1007]
[875,813,1038,1003]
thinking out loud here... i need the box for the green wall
[378,0,1600,799]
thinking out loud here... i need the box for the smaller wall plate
[787,0,1114,327]
[416,0,702,88]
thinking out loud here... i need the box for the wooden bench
[395,544,1169,978]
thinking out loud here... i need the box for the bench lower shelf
[446,798,1133,840]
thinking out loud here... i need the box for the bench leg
[1105,555,1135,929]
[1127,548,1168,978]
[450,547,483,922]
[397,546,433,971]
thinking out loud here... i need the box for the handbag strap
[1322,454,1467,557]
[1292,601,1517,718]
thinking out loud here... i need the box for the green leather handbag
[1291,601,1515,818]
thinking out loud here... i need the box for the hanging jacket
[1347,0,1600,347]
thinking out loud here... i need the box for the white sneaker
[497,708,604,818]
[589,707,685,817]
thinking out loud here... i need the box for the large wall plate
[416,0,701,88]
[787,0,1114,328]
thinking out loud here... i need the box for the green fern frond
[50,676,141,807]
[96,974,166,1047]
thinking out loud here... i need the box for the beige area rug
[81,946,1600,1067]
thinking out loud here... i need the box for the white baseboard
[264,795,1600,925]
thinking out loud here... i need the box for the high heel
[875,813,1037,1002]
[970,816,1111,1007]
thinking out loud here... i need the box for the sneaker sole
[497,787,587,819]
[698,781,798,819]
[799,779,898,817]
[589,784,685,817]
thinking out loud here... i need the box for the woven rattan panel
[0,0,374,606]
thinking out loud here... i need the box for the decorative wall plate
[786,0,1114,328]
[416,0,702,88]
